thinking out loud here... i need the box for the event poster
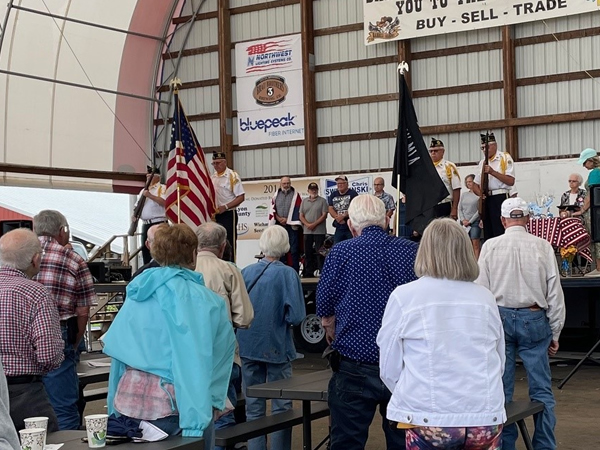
[364,0,599,45]
[236,175,375,241]
[235,35,305,147]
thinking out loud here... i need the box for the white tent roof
[0,186,132,252]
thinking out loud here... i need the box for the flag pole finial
[397,62,409,75]
[169,78,182,93]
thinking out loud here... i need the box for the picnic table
[247,369,543,450]
[47,430,204,450]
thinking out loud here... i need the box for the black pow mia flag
[391,74,448,234]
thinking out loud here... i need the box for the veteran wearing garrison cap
[429,138,461,220]
[472,132,515,240]
[211,152,245,261]
[135,166,167,264]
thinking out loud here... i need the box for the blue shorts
[468,224,482,240]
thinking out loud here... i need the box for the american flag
[165,93,216,227]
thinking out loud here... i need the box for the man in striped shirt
[0,228,64,432]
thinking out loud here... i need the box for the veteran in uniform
[429,138,461,220]
[472,132,515,240]
[211,151,245,261]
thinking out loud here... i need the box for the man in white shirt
[472,132,515,240]
[476,197,565,450]
[429,138,461,220]
[133,166,167,264]
[211,152,245,261]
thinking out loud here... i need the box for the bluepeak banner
[235,35,305,146]
[364,0,599,45]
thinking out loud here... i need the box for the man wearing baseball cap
[328,175,359,244]
[476,197,565,450]
[299,182,328,277]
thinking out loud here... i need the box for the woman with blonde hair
[378,218,505,449]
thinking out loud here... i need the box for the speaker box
[0,220,33,237]
[589,185,600,242]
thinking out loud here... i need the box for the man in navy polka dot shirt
[317,194,418,450]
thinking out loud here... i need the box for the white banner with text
[363,0,598,45]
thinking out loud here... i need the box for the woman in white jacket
[377,218,506,450]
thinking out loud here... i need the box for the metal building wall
[515,14,600,158]
[157,1,600,180]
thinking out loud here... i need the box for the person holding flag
[165,86,218,248]
[211,152,245,262]
[392,65,448,238]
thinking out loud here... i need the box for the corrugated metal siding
[176,52,220,83]
[191,119,221,147]
[230,5,301,43]
[178,85,221,115]
[317,101,397,137]
[180,0,217,15]
[411,27,501,52]
[319,138,396,173]
[313,0,362,30]
[233,147,305,178]
[315,63,398,102]
[514,13,600,39]
[516,35,600,78]
[412,49,503,90]
[519,121,600,159]
[517,79,600,118]
[314,31,397,65]
[415,90,505,126]
[169,18,219,49]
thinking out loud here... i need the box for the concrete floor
[84,351,600,449]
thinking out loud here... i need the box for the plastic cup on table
[18,427,45,450]
[23,417,49,446]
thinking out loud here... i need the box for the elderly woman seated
[102,224,235,447]
[559,173,586,218]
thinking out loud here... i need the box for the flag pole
[169,78,183,224]
[395,62,409,237]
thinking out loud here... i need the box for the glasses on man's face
[429,149,442,154]
[569,180,579,183]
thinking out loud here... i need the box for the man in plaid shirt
[0,228,64,432]
[33,210,96,430]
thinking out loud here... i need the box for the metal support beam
[301,0,318,176]
[12,5,165,42]
[0,69,168,104]
[218,0,234,166]
[502,25,519,160]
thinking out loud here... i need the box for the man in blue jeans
[327,175,359,245]
[317,194,418,449]
[476,197,566,450]
[33,210,97,430]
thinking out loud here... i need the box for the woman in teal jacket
[103,224,235,447]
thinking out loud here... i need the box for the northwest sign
[252,75,289,107]
[364,0,599,44]
[235,35,302,76]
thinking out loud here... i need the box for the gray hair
[195,221,227,250]
[348,194,386,233]
[0,228,42,272]
[33,210,68,237]
[570,173,583,185]
[415,218,479,281]
[259,226,290,259]
[465,173,476,186]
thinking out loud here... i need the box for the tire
[294,313,327,353]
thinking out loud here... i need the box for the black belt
[6,375,42,385]
[340,355,379,367]
[143,218,167,225]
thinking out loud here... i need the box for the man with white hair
[317,194,418,449]
[194,221,254,449]
[32,210,97,430]
[476,197,565,450]
[0,228,64,432]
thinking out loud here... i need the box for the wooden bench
[215,401,329,447]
